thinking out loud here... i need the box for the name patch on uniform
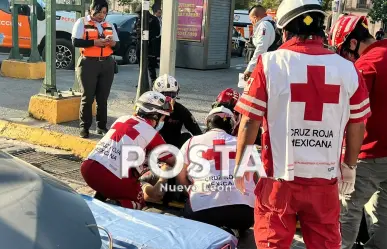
[291,129,333,148]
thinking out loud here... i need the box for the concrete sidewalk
[0,56,246,156]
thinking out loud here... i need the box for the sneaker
[96,127,108,135]
[80,128,89,138]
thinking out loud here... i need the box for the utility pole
[159,0,178,76]
[28,0,42,62]
[136,0,150,101]
[331,0,343,28]
[40,0,59,96]
[9,1,23,60]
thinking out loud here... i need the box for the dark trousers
[183,203,254,232]
[76,56,115,130]
[136,43,158,82]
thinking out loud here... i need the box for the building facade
[344,0,384,35]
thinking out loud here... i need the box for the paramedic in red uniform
[233,1,371,248]
[212,88,262,146]
[81,91,175,209]
[329,15,387,249]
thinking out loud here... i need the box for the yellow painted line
[0,120,96,159]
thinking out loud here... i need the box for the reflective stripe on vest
[80,18,114,57]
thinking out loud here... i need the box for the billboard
[177,0,204,42]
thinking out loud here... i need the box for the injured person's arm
[140,164,171,202]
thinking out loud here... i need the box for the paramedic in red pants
[330,15,387,249]
[233,0,370,248]
[81,91,175,209]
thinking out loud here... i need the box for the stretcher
[82,195,238,249]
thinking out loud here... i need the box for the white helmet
[205,106,236,129]
[153,74,180,94]
[276,0,326,29]
[135,91,172,116]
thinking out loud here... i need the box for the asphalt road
[0,54,248,139]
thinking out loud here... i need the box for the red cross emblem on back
[202,139,236,170]
[111,119,140,142]
[290,65,341,121]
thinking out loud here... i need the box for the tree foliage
[260,0,281,10]
[320,0,332,11]
[368,0,387,24]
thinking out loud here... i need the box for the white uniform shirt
[72,15,119,41]
[88,115,171,179]
[246,15,276,73]
[235,37,371,181]
[180,129,255,212]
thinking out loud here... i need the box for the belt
[84,56,111,61]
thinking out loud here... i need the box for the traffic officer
[244,5,276,81]
[233,0,370,248]
[330,15,387,249]
[72,0,120,138]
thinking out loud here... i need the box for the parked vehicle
[105,13,138,65]
[0,0,77,70]
[231,27,246,57]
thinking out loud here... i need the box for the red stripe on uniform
[234,105,264,121]
[350,102,370,114]
[238,97,267,113]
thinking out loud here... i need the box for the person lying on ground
[80,91,175,210]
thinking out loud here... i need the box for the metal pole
[159,0,178,76]
[136,0,150,101]
[9,1,23,60]
[71,0,85,92]
[28,0,42,62]
[40,0,58,96]
[331,0,343,28]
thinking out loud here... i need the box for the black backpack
[266,20,282,52]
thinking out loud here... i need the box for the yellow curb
[0,120,96,159]
[1,60,45,79]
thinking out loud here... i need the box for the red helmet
[328,15,368,55]
[212,88,240,110]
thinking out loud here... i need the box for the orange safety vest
[80,17,114,57]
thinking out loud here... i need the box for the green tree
[368,0,387,24]
[235,0,252,9]
[320,0,332,11]
[260,0,281,10]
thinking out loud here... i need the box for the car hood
[0,151,102,249]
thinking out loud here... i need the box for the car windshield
[105,15,132,27]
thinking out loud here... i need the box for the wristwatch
[342,162,357,170]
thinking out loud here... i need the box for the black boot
[80,128,89,138]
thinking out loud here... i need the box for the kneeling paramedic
[153,74,202,149]
[212,88,262,146]
[330,15,387,249]
[177,106,255,238]
[233,1,370,248]
[81,91,175,209]
[72,0,120,138]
